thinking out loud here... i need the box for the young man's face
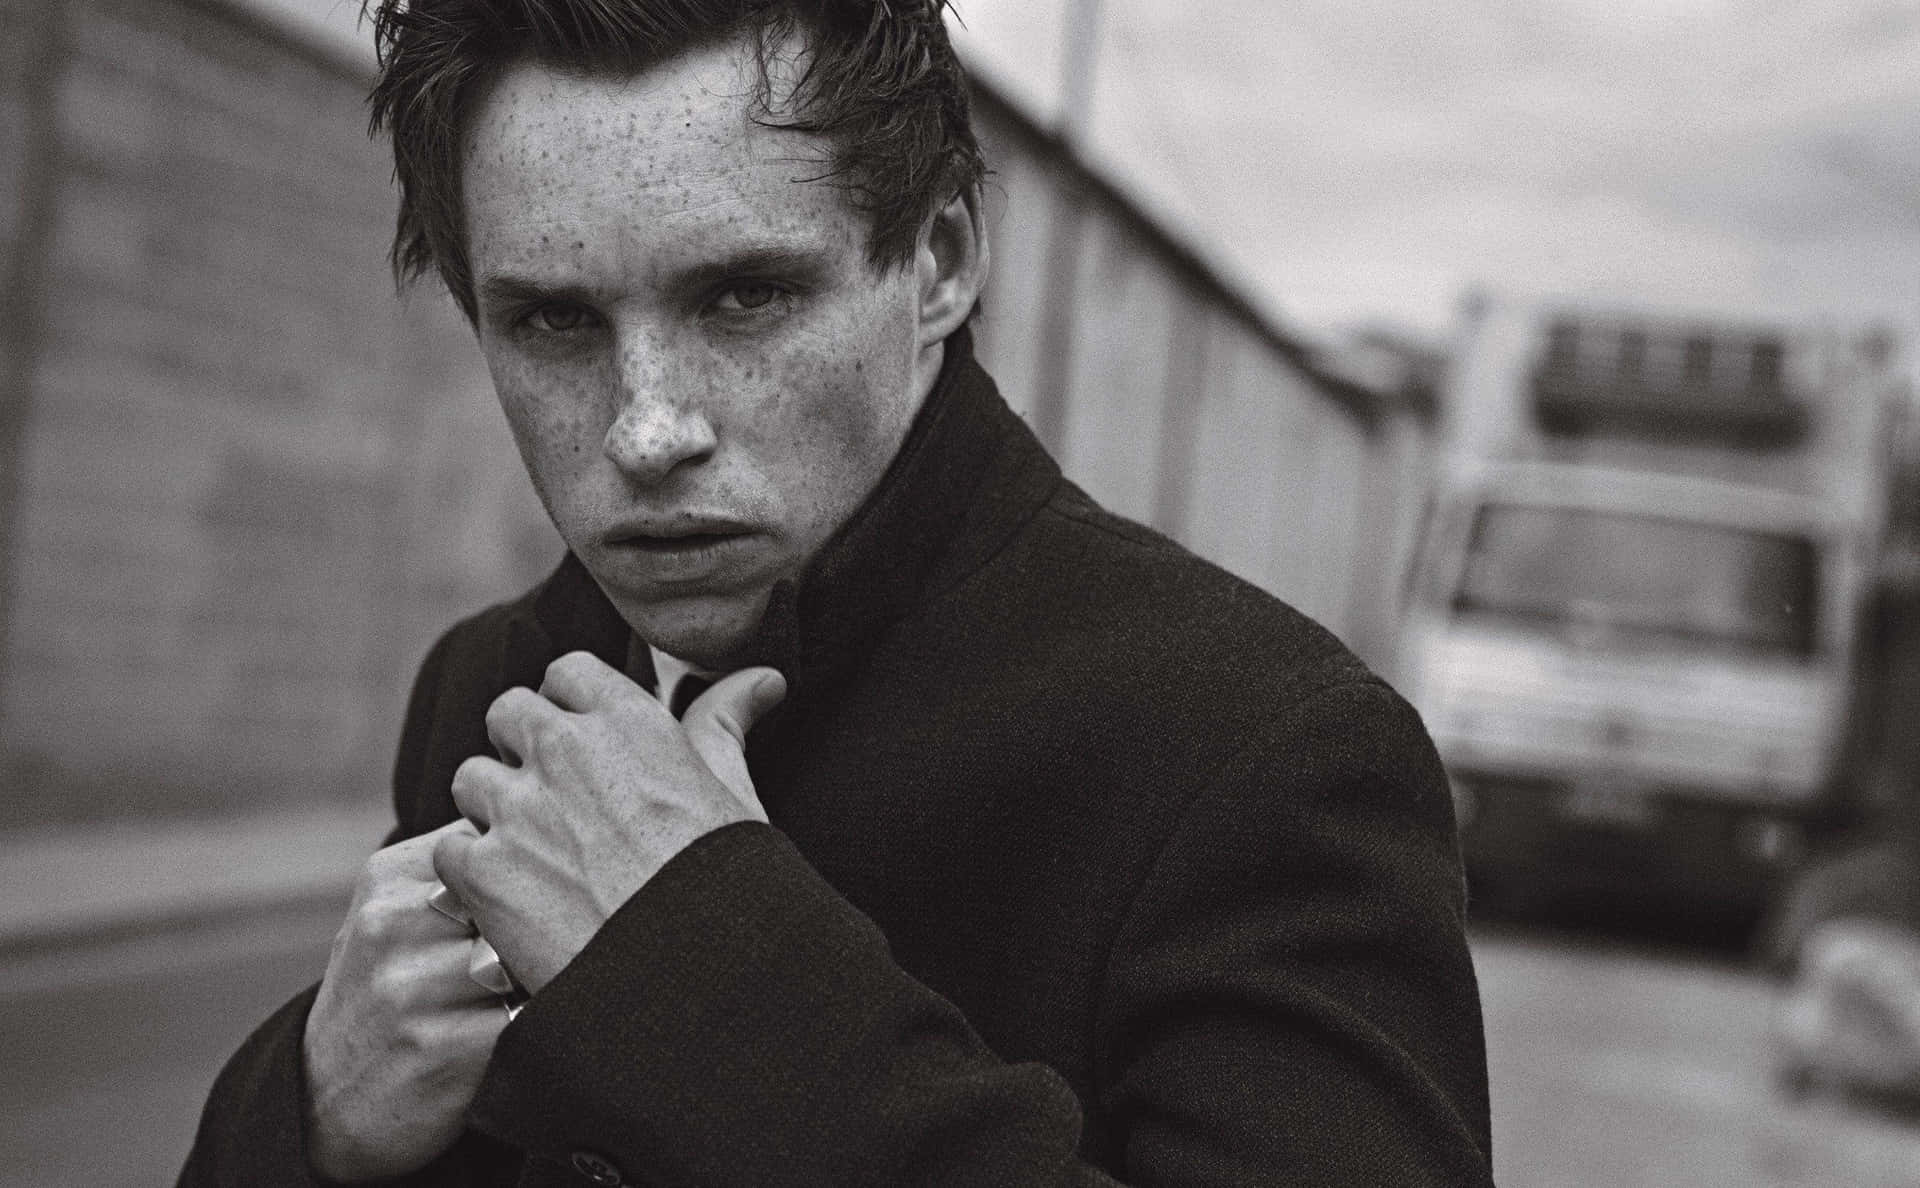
[462,41,932,665]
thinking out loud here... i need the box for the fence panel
[969,87,1415,670]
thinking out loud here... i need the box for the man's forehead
[461,45,867,279]
[463,24,819,167]
[467,53,764,173]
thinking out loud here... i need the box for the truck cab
[1406,463,1859,906]
[1404,300,1891,912]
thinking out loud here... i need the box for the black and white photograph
[4,1,1920,1183]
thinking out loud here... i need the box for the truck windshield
[1451,503,1820,657]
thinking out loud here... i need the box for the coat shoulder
[905,478,1435,821]
[1015,480,1378,706]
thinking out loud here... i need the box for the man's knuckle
[367,962,404,1005]
[451,755,489,792]
[528,714,574,755]
[359,842,404,883]
[355,895,403,945]
[392,1010,434,1057]
[483,693,517,730]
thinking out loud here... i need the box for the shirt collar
[647,645,711,709]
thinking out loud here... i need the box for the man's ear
[916,185,989,343]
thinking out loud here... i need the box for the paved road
[2,899,345,1186]
[10,912,1920,1185]
[1478,925,1920,1187]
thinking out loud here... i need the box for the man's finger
[539,649,642,713]
[684,667,785,749]
[431,818,485,908]
[372,816,489,881]
[484,686,558,765]
[681,668,785,804]
[450,755,513,828]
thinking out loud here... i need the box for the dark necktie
[668,673,714,719]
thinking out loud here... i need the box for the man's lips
[598,518,766,579]
[614,531,747,555]
[603,516,758,548]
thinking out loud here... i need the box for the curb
[0,802,390,951]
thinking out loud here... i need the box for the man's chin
[610,588,773,669]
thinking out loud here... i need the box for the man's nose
[602,348,716,485]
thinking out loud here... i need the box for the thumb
[681,667,786,802]
[428,817,485,905]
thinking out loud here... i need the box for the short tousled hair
[362,0,986,321]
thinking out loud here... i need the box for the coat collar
[499,326,1061,708]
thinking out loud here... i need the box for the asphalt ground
[3,898,342,1185]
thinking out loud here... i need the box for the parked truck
[1401,297,1897,913]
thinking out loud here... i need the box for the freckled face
[462,47,927,665]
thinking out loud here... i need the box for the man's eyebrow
[477,246,834,310]
[673,245,832,290]
[477,275,598,309]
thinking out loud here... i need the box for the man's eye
[523,303,594,333]
[715,283,786,313]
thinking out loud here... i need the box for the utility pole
[1027,0,1105,454]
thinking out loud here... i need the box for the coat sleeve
[462,678,1494,1186]
[1094,677,1493,1184]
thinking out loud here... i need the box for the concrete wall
[0,0,1421,827]
[0,0,557,825]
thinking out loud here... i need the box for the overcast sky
[279,0,1920,343]
[950,0,1920,343]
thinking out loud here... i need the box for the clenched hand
[432,651,786,996]
[304,820,508,1181]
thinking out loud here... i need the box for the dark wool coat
[180,330,1494,1186]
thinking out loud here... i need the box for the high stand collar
[502,326,1062,718]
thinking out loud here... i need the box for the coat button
[569,1150,625,1186]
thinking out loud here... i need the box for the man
[182,1,1494,1184]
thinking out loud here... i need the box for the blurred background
[5,0,1920,1182]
